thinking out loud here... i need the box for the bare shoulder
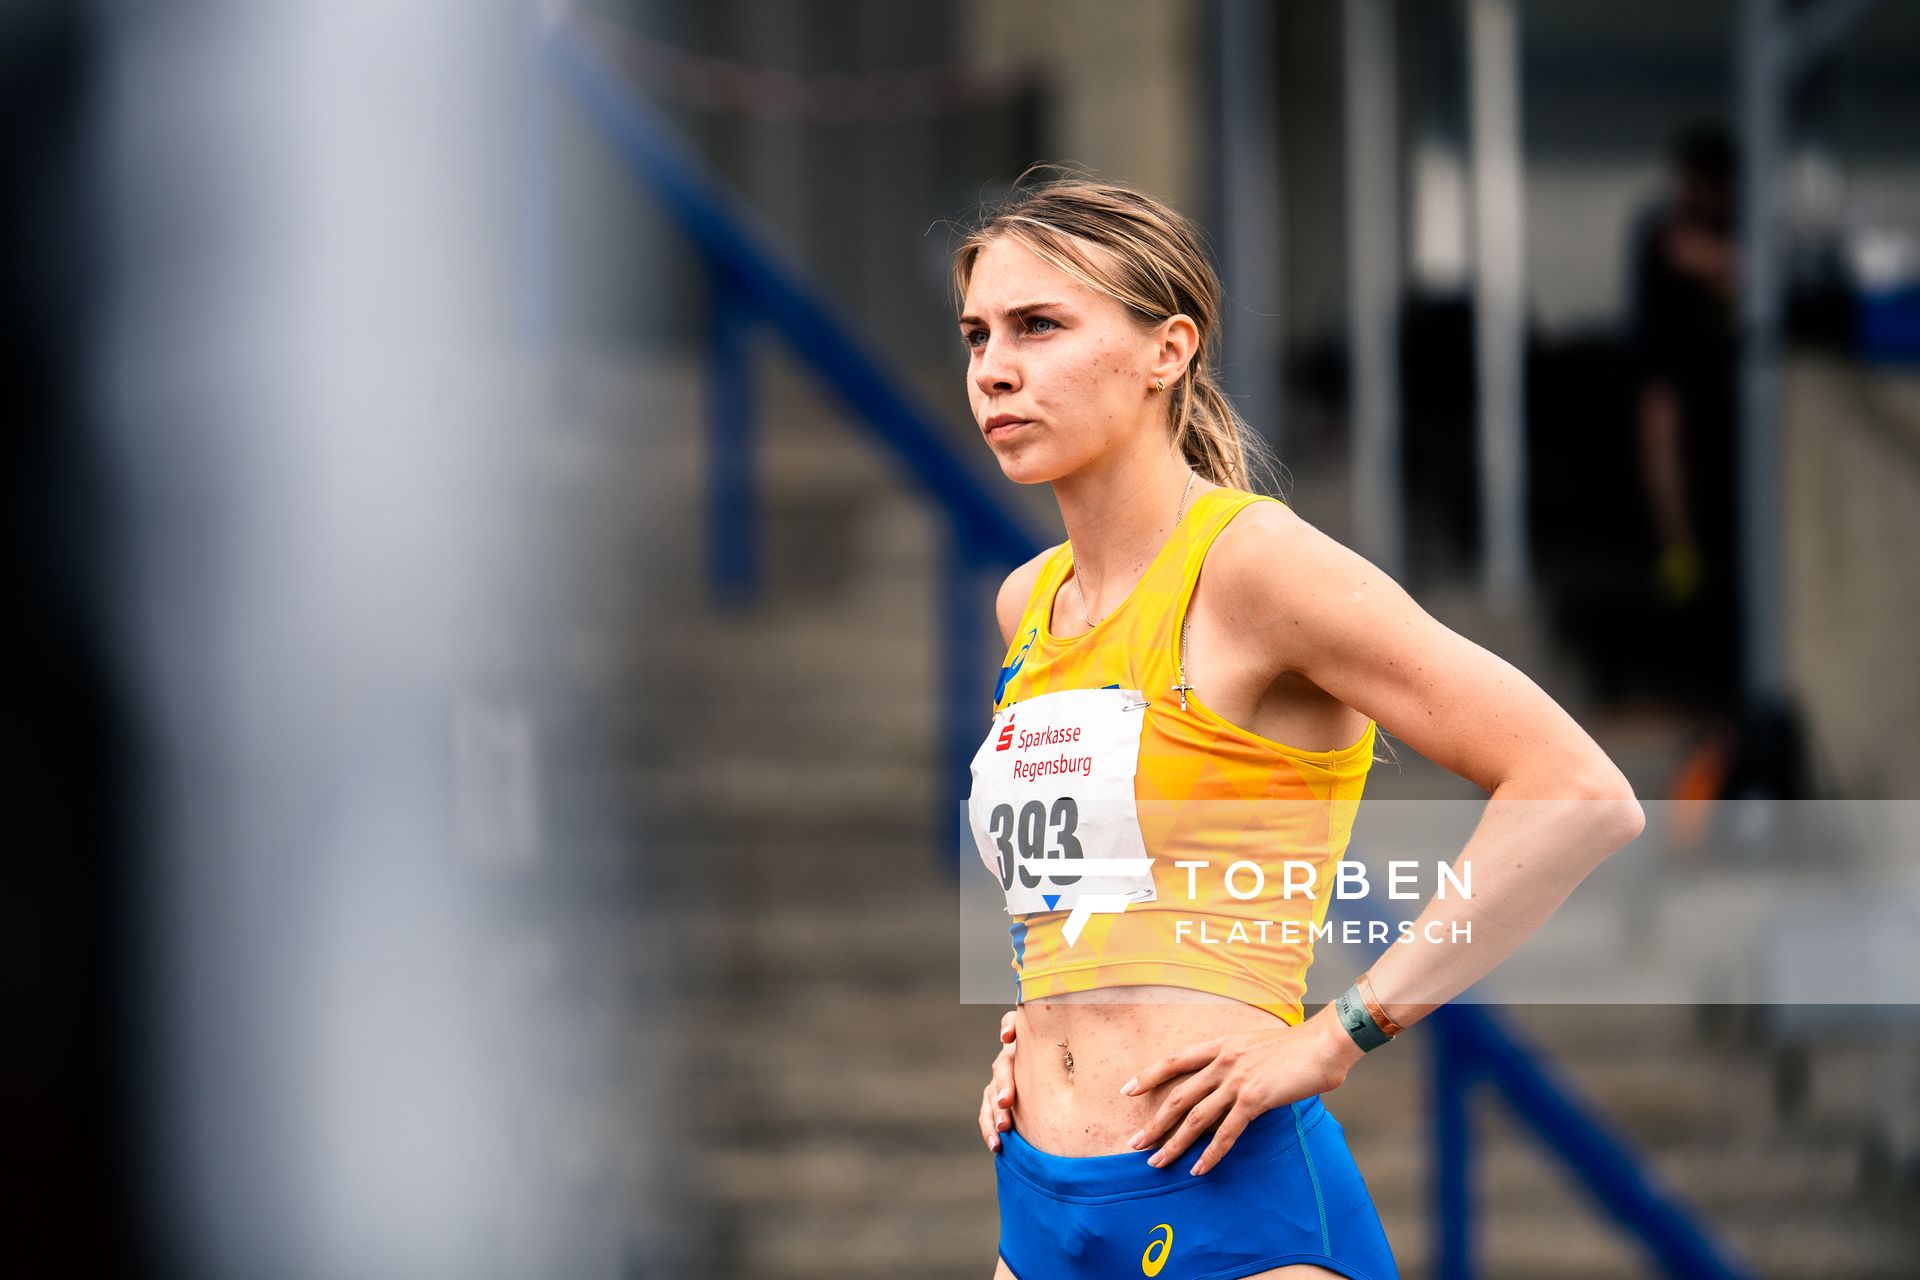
[1204,495,1458,692]
[1205,495,1639,801]
[996,543,1061,648]
[1203,497,1367,665]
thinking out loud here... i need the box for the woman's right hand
[978,1009,1019,1151]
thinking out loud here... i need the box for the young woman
[956,172,1646,1280]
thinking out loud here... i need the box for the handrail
[527,8,1043,867]
[1429,1003,1754,1279]
[1330,888,1755,1279]
[1336,882,1758,1274]
[538,14,1036,568]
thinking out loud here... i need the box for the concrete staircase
[510,352,1917,1278]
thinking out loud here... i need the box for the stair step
[1379,1200,1920,1280]
[1358,1131,1868,1213]
[630,759,939,827]
[719,1204,997,1280]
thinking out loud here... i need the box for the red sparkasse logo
[996,714,1016,752]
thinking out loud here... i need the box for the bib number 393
[967,687,1157,941]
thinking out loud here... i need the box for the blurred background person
[1625,120,1744,715]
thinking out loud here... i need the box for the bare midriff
[1009,984,1296,1157]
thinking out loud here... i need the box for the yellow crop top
[976,485,1376,1026]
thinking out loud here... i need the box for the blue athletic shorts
[995,1093,1399,1280]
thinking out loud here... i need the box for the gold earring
[1152,378,1166,394]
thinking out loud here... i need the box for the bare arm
[1206,505,1647,1076]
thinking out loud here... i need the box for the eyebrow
[956,301,1068,327]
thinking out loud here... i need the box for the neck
[1053,443,1212,611]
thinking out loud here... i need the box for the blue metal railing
[1320,867,1758,1274]
[1330,880,1754,1279]
[1428,1003,1754,1279]
[527,9,1043,861]
[529,14,1757,1277]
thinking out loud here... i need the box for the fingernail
[1189,1162,1203,1176]
[998,1092,1009,1106]
[992,1139,1001,1151]
[1128,1129,1146,1149]
[1120,1077,1136,1095]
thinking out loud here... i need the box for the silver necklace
[1071,470,1197,630]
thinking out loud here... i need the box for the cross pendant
[1171,676,1193,711]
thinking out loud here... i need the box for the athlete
[955,171,1646,1280]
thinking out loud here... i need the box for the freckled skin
[960,238,1172,486]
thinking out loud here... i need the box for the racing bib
[967,687,1158,936]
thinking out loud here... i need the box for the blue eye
[964,316,1058,350]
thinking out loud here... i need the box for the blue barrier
[1329,878,1754,1278]
[1428,1003,1755,1279]
[529,10,1043,866]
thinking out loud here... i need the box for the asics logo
[1142,1222,1174,1276]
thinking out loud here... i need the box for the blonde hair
[949,163,1284,497]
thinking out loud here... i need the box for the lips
[984,415,1032,437]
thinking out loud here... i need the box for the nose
[973,332,1020,399]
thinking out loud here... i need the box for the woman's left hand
[1118,1013,1357,1176]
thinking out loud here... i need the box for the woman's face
[959,235,1180,484]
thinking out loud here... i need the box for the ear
[1148,314,1200,388]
